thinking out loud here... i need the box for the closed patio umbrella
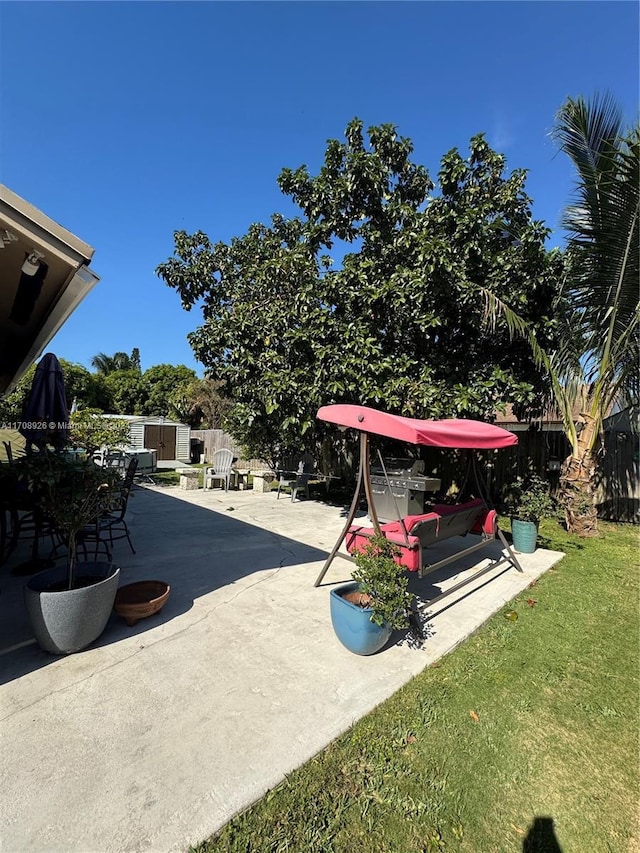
[20,353,69,451]
[10,354,69,574]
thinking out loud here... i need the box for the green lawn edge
[192,520,639,853]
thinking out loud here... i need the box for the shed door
[145,425,176,460]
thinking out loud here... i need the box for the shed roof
[99,414,190,428]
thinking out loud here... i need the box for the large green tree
[142,364,198,417]
[157,120,565,463]
[103,369,149,415]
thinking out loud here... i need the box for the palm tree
[484,94,639,534]
[91,351,136,376]
[551,94,639,533]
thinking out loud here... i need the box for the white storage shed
[102,415,191,463]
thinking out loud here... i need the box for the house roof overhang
[0,184,100,394]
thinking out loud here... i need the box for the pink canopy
[317,404,518,450]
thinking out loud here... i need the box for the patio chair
[277,461,312,502]
[77,457,138,558]
[6,503,59,573]
[105,449,127,474]
[92,446,107,467]
[204,448,234,491]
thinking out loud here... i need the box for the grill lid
[370,457,425,476]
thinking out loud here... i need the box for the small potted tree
[18,450,123,654]
[69,408,131,455]
[329,534,415,655]
[508,473,555,554]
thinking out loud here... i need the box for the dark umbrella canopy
[20,353,70,450]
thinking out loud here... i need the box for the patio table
[231,467,251,490]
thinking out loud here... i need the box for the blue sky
[1,1,637,377]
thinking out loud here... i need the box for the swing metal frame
[313,405,523,608]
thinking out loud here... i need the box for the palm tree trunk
[560,415,599,536]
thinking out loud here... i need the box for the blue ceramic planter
[511,519,538,554]
[330,582,393,656]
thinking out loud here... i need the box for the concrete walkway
[0,485,563,852]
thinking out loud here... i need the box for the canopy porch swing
[314,404,523,609]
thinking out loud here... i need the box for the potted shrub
[17,450,123,654]
[330,534,415,655]
[508,473,555,554]
[68,408,131,456]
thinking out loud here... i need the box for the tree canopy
[168,377,231,428]
[0,353,201,425]
[91,350,140,376]
[0,359,108,424]
[142,364,198,417]
[158,120,565,462]
[103,369,149,415]
[69,408,131,453]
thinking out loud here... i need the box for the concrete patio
[0,483,564,853]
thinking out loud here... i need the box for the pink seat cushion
[346,525,422,572]
[345,499,495,574]
[400,498,484,531]
[430,498,484,517]
[473,508,497,535]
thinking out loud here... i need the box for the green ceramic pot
[511,519,538,554]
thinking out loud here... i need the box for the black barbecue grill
[369,457,441,522]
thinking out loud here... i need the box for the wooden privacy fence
[190,431,335,475]
[595,430,639,524]
[191,427,638,523]
[189,430,268,471]
[419,429,638,523]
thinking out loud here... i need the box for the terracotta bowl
[114,580,171,626]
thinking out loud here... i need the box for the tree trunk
[559,417,599,536]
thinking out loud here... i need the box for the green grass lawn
[192,520,639,853]
[149,469,182,486]
[149,464,207,487]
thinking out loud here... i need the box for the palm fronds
[552,94,640,441]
